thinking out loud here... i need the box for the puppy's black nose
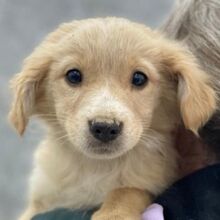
[89,121,122,143]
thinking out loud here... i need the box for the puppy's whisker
[35,113,66,117]
[35,114,57,117]
[42,119,66,124]
[54,134,71,142]
[35,114,66,120]
[49,130,67,136]
[35,116,67,122]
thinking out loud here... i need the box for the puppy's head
[9,18,216,159]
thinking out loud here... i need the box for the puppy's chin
[79,141,132,160]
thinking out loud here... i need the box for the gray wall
[0,0,174,219]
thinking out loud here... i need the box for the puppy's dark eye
[132,71,148,87]
[66,69,82,84]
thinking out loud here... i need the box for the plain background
[0,0,175,219]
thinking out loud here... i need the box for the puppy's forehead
[59,19,155,68]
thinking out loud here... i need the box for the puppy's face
[9,18,216,159]
[48,21,162,159]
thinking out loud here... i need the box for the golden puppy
[9,17,216,220]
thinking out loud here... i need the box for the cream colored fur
[9,18,216,220]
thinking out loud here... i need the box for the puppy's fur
[9,17,216,220]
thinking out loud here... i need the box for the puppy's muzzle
[89,120,123,143]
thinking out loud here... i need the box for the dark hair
[161,0,220,158]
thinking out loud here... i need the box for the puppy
[9,17,216,220]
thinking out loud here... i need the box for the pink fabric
[142,204,164,220]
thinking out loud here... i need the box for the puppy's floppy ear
[8,22,75,135]
[9,53,51,135]
[159,43,216,133]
